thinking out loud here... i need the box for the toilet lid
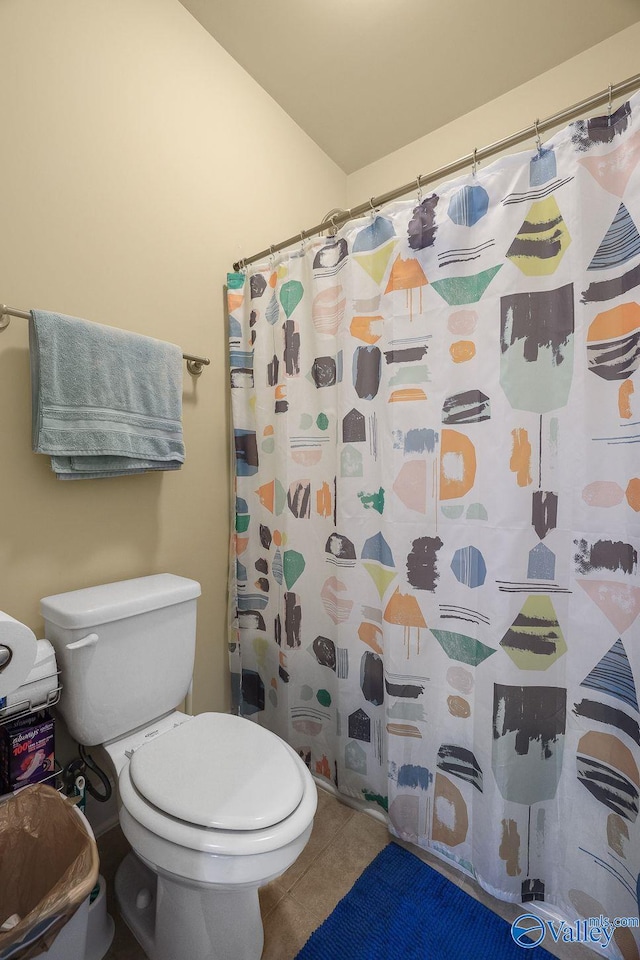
[128,713,306,831]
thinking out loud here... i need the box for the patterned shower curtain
[228,95,640,945]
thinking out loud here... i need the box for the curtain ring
[534,118,542,154]
[607,82,613,124]
[369,197,377,217]
[472,148,478,177]
[299,230,306,251]
[416,176,423,202]
[269,245,276,269]
[330,215,339,236]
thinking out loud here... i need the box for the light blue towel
[29,310,185,479]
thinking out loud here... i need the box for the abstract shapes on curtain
[353,215,397,283]
[573,698,640,747]
[499,596,567,670]
[362,532,397,599]
[432,773,468,846]
[234,429,259,476]
[440,430,477,500]
[449,340,476,363]
[342,408,366,442]
[321,576,353,624]
[448,184,489,226]
[325,533,356,569]
[531,490,558,540]
[313,635,336,670]
[357,487,385,513]
[353,345,382,399]
[384,588,427,657]
[582,480,626,508]
[283,550,305,589]
[442,390,491,424]
[572,102,631,151]
[361,651,384,705]
[282,593,302,647]
[266,291,280,325]
[450,546,487,588]
[510,427,533,486]
[588,203,640,270]
[574,538,637,576]
[345,740,367,774]
[447,665,474,694]
[288,480,311,517]
[581,263,640,307]
[341,445,363,477]
[406,536,443,591]
[311,351,343,389]
[241,669,265,715]
[447,696,470,718]
[384,255,428,320]
[280,280,304,318]
[607,812,630,856]
[579,127,640,197]
[312,286,346,335]
[430,265,501,305]
[499,819,522,877]
[447,309,477,334]
[580,638,639,712]
[431,629,496,666]
[576,731,639,822]
[393,461,428,513]
[527,543,556,581]
[500,284,575,413]
[506,197,571,275]
[586,304,640,420]
[407,194,438,249]
[529,147,557,186]
[437,744,483,791]
[313,238,348,277]
[492,684,566,804]
[577,581,640,634]
[350,314,383,344]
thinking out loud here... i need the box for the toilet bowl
[40,575,317,960]
[108,710,317,960]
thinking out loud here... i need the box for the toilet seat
[118,713,317,857]
[129,712,305,830]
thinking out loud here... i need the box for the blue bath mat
[295,843,555,959]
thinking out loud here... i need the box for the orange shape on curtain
[350,315,383,344]
[440,429,477,500]
[509,428,532,487]
[384,255,428,320]
[619,380,634,419]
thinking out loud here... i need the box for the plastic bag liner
[0,784,99,960]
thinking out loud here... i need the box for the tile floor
[98,785,597,960]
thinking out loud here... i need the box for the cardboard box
[0,710,55,794]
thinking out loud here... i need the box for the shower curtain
[228,94,640,946]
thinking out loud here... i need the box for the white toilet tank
[41,574,201,746]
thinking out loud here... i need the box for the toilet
[40,574,317,960]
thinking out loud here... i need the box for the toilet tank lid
[40,574,201,629]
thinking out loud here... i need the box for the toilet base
[115,851,264,960]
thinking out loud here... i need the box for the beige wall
[0,0,345,722]
[347,21,640,205]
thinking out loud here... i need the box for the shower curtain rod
[233,70,640,272]
[0,304,211,376]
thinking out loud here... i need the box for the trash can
[0,783,99,960]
